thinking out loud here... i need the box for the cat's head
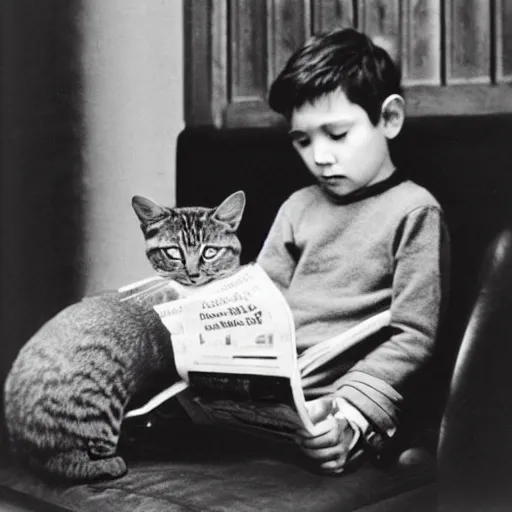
[132,191,246,286]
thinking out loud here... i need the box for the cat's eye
[202,246,221,261]
[164,247,182,260]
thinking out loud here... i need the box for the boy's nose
[312,142,336,167]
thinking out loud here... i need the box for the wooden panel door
[184,0,512,128]
[496,0,512,82]
[225,0,310,127]
[311,0,354,33]
[401,0,441,86]
[445,0,491,84]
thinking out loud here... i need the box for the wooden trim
[230,0,268,102]
[401,0,442,86]
[224,100,285,128]
[184,0,512,128]
[445,0,492,85]
[184,0,213,126]
[266,0,310,88]
[222,85,512,128]
[311,0,354,34]
[211,0,228,127]
[405,84,512,117]
[303,0,312,39]
[496,0,512,83]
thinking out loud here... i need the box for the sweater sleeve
[256,201,297,291]
[334,206,451,436]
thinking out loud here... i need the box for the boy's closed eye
[323,122,351,141]
[289,131,310,148]
[326,130,348,141]
[288,131,348,148]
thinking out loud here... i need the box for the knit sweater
[256,177,450,437]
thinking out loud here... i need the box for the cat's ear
[211,190,246,231]
[132,195,169,224]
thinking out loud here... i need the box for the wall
[0,0,183,447]
[81,0,184,293]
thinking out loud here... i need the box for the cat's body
[4,291,176,481]
[4,191,245,481]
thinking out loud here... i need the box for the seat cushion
[0,425,435,512]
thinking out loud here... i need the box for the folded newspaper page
[153,264,314,437]
[124,264,391,440]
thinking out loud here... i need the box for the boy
[257,28,450,475]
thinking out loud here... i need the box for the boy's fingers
[300,429,351,457]
[301,445,339,460]
[300,423,341,449]
[320,460,345,474]
[309,414,337,437]
[301,444,349,464]
[306,397,334,424]
[296,414,336,441]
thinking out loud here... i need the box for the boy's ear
[380,94,405,140]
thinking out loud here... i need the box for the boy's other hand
[295,397,355,475]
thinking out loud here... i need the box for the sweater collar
[324,169,406,205]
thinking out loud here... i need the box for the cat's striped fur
[3,191,245,481]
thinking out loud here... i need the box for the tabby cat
[3,190,245,481]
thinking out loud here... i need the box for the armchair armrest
[438,227,512,511]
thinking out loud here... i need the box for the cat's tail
[41,450,127,482]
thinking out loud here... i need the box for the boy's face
[289,89,395,199]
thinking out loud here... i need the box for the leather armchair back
[438,228,512,511]
[176,115,512,437]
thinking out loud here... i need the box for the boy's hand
[295,397,356,475]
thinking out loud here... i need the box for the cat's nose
[188,273,200,283]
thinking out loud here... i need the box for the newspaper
[124,264,391,439]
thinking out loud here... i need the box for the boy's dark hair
[268,28,402,125]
